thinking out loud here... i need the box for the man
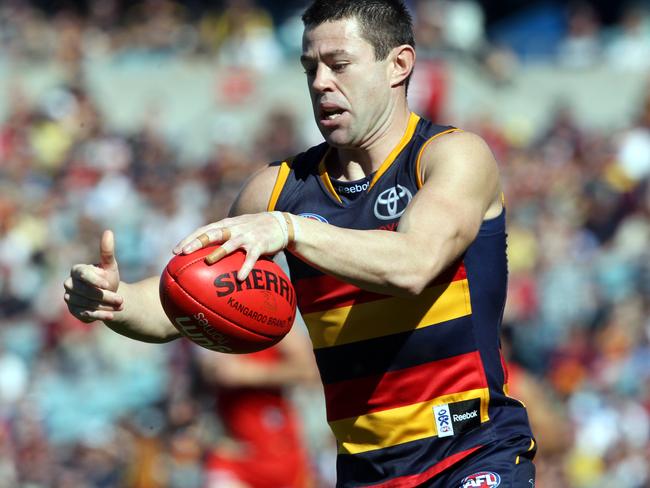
[64,1,536,486]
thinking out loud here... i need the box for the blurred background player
[198,327,319,488]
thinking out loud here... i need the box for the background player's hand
[173,212,291,281]
[63,230,124,323]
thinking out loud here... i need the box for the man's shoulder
[415,116,459,141]
[271,141,329,179]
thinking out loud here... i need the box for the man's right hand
[64,230,124,323]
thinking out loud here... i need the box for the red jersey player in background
[198,325,320,488]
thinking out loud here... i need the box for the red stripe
[295,274,387,314]
[324,351,486,421]
[295,261,466,314]
[367,446,483,488]
[500,350,509,385]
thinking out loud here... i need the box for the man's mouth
[319,104,346,121]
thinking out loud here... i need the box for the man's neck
[329,106,412,182]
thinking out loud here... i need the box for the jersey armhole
[267,159,293,211]
[414,128,462,189]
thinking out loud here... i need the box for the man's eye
[303,67,317,77]
[332,63,348,73]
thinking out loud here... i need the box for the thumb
[99,230,117,270]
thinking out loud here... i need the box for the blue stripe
[463,213,508,394]
[314,316,477,385]
[335,423,495,487]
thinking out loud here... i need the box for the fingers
[63,276,123,306]
[64,263,123,323]
[237,249,261,281]
[176,213,288,281]
[173,226,231,255]
[71,264,111,289]
[197,233,211,248]
[64,291,123,312]
[205,238,239,265]
[100,230,117,270]
[67,305,116,323]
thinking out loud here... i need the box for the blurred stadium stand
[0,1,649,487]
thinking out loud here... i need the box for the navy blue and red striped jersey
[267,113,535,487]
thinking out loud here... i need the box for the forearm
[289,217,459,296]
[104,276,180,343]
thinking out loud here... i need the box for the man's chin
[319,128,352,147]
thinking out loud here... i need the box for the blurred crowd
[1,1,650,487]
[1,0,650,73]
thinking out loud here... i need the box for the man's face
[301,18,394,148]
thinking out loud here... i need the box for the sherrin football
[159,245,296,353]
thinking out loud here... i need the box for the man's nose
[311,65,334,93]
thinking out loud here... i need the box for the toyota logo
[374,185,413,220]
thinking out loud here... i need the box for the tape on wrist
[282,212,301,248]
[282,213,295,243]
[269,211,289,248]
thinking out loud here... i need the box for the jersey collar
[318,112,421,203]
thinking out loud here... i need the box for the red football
[159,245,296,354]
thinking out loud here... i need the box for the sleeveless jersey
[268,113,535,487]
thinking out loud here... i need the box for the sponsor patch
[460,471,501,488]
[373,185,413,220]
[433,404,454,437]
[336,181,370,194]
[434,398,482,438]
[449,398,481,433]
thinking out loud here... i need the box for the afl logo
[298,212,329,223]
[374,185,413,220]
[460,471,501,488]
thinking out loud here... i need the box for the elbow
[383,268,433,297]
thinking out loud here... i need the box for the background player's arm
[64,165,281,342]
[199,326,319,388]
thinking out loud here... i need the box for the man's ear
[389,44,415,87]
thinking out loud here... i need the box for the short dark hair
[302,0,415,62]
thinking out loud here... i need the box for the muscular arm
[176,132,501,297]
[289,131,502,295]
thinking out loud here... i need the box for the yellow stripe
[330,388,490,454]
[414,128,462,189]
[304,280,471,349]
[515,439,535,465]
[317,149,343,203]
[369,112,421,190]
[503,382,527,408]
[267,160,292,211]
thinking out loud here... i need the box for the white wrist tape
[269,211,289,248]
[282,212,300,247]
